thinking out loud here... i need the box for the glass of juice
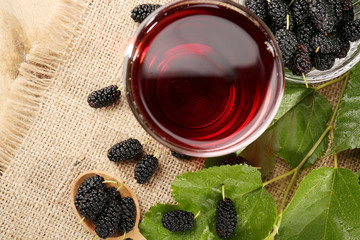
[124,0,284,157]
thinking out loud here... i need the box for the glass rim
[123,0,285,157]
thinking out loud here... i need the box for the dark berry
[289,44,313,76]
[131,4,161,23]
[291,0,311,25]
[107,187,122,201]
[309,0,335,33]
[275,29,297,67]
[108,138,143,162]
[118,197,137,233]
[94,199,122,239]
[267,0,294,31]
[337,40,350,58]
[221,156,248,166]
[87,85,121,108]
[75,175,108,220]
[342,0,354,22]
[134,155,158,184]
[245,0,268,22]
[343,20,360,42]
[162,210,195,232]
[171,150,191,160]
[328,0,343,27]
[312,53,336,70]
[216,198,237,239]
[310,33,340,54]
[296,23,315,52]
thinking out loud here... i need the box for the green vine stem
[314,74,347,91]
[264,72,349,238]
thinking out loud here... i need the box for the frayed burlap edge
[0,0,88,174]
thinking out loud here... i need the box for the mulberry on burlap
[0,0,359,239]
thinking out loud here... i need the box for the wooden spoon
[71,170,146,240]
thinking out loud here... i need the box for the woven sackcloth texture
[0,0,359,239]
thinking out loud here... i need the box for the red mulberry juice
[125,1,284,156]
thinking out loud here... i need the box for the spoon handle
[131,229,147,240]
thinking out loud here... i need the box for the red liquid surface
[128,3,282,152]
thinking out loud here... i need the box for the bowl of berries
[240,0,360,84]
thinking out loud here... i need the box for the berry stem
[117,182,125,191]
[286,14,290,31]
[92,236,99,240]
[221,184,225,202]
[194,210,201,219]
[103,180,118,184]
[78,217,85,225]
[154,148,161,158]
[141,139,151,145]
[315,46,320,53]
[314,74,347,91]
[121,232,127,240]
[288,0,295,6]
[118,84,124,91]
[302,72,309,88]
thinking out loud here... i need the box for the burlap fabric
[0,0,359,239]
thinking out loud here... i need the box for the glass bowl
[239,0,360,83]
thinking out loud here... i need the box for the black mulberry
[94,199,122,239]
[291,0,311,25]
[312,53,336,70]
[107,187,122,201]
[331,1,343,27]
[108,138,143,162]
[216,198,237,239]
[342,0,354,22]
[275,29,297,67]
[296,23,315,52]
[309,0,335,33]
[75,175,108,220]
[162,210,195,232]
[337,40,350,58]
[221,156,248,166]
[245,0,268,22]
[267,0,294,31]
[134,155,158,184]
[88,85,121,108]
[289,44,313,76]
[343,20,360,42]
[310,33,340,54]
[171,150,191,160]
[131,4,161,23]
[118,197,137,233]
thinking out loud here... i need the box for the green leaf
[240,130,277,176]
[330,64,360,154]
[242,91,332,169]
[278,167,360,240]
[271,83,315,127]
[140,165,277,240]
[270,92,332,168]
